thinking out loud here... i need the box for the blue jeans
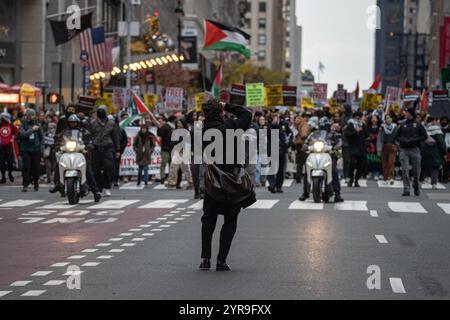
[138,165,149,184]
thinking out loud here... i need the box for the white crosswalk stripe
[188,200,203,210]
[88,200,140,209]
[138,199,189,209]
[334,201,368,212]
[388,202,427,214]
[437,203,450,214]
[0,200,44,208]
[341,179,368,188]
[38,200,94,209]
[288,200,323,210]
[119,183,145,190]
[247,200,279,209]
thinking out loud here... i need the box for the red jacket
[0,121,18,147]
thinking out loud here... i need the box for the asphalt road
[0,178,450,300]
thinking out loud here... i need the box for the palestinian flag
[420,90,429,113]
[402,80,413,94]
[204,20,251,58]
[120,93,152,128]
[370,74,382,91]
[211,63,223,98]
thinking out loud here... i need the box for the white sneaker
[432,184,438,190]
[104,189,112,197]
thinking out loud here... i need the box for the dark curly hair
[203,99,224,122]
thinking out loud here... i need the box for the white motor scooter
[58,138,87,204]
[305,139,334,203]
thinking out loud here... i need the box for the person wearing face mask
[19,109,44,192]
[56,103,77,135]
[88,106,120,197]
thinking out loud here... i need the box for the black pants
[0,146,14,179]
[342,147,351,179]
[191,163,204,195]
[201,194,240,262]
[92,148,114,191]
[295,145,307,182]
[21,151,41,187]
[268,153,287,190]
[349,154,365,182]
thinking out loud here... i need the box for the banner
[120,126,162,177]
[429,90,450,118]
[113,88,132,110]
[361,93,382,111]
[164,87,184,111]
[102,92,115,114]
[50,12,93,46]
[301,97,314,110]
[282,86,297,107]
[313,83,328,102]
[246,83,266,107]
[265,85,283,107]
[440,17,450,68]
[385,86,401,104]
[143,93,158,112]
[230,84,246,106]
[180,36,198,64]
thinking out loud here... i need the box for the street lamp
[175,0,185,65]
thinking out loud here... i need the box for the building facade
[284,0,302,88]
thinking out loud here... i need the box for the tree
[222,61,288,87]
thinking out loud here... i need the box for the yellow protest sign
[246,83,266,107]
[361,93,382,111]
[143,93,158,112]
[265,85,283,107]
[102,93,116,114]
[301,97,314,110]
[195,93,205,112]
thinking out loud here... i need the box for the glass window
[258,18,266,29]
[258,50,266,61]
[258,35,266,45]
[259,2,266,12]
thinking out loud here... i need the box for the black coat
[396,119,427,149]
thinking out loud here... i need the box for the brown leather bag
[204,164,254,205]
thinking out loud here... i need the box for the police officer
[396,107,427,196]
[55,115,102,203]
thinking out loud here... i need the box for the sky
[296,0,376,94]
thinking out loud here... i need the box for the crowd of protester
[0,100,449,201]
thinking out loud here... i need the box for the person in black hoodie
[396,107,427,196]
[344,112,367,187]
[340,104,353,181]
[156,115,176,184]
[199,99,254,272]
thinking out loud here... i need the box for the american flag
[79,26,105,73]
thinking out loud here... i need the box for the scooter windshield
[307,130,331,146]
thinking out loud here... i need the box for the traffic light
[47,93,60,104]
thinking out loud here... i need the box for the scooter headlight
[66,141,77,152]
[313,141,325,153]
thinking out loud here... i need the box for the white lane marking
[288,200,324,210]
[0,291,12,298]
[129,228,142,232]
[96,243,111,247]
[377,181,403,188]
[160,225,171,228]
[0,200,44,208]
[148,221,160,224]
[139,225,151,228]
[108,238,123,242]
[51,262,69,267]
[175,218,185,221]
[247,200,280,209]
[82,262,101,267]
[119,233,133,236]
[88,200,140,209]
[109,249,124,253]
[153,184,168,190]
[186,211,196,214]
[38,200,93,209]
[132,238,145,241]
[82,249,98,253]
[370,210,379,217]
[21,290,46,297]
[142,233,155,236]
[151,229,163,232]
[188,200,203,210]
[31,271,53,277]
[10,281,31,287]
[163,214,175,217]
[138,199,189,209]
[170,211,180,214]
[375,235,388,244]
[181,214,191,217]
[120,183,145,190]
[63,270,83,276]
[67,255,86,260]
[390,278,406,293]
[388,202,427,214]
[341,179,368,188]
[283,179,294,187]
[167,221,177,224]
[156,218,167,220]
[121,243,136,247]
[421,183,446,190]
[335,201,368,212]
[96,255,113,259]
[178,208,186,210]
[437,203,450,214]
[43,280,65,286]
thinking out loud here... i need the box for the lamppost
[175,0,185,65]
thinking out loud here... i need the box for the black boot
[199,258,211,271]
[216,261,231,272]
[268,186,276,193]
[49,184,61,194]
[299,193,309,201]
[94,192,102,203]
[334,194,344,203]
[8,173,13,183]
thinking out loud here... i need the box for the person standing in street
[0,112,18,184]
[133,124,155,187]
[344,112,367,187]
[294,114,311,184]
[89,106,120,197]
[200,99,254,272]
[19,109,44,192]
[156,115,176,184]
[377,114,398,185]
[395,107,427,196]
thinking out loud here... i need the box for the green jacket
[19,119,44,153]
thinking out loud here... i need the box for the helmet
[319,117,331,129]
[67,114,80,123]
[0,112,11,123]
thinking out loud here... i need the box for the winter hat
[405,107,416,116]
[1,112,11,123]
[26,109,36,117]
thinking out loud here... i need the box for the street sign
[35,81,51,89]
